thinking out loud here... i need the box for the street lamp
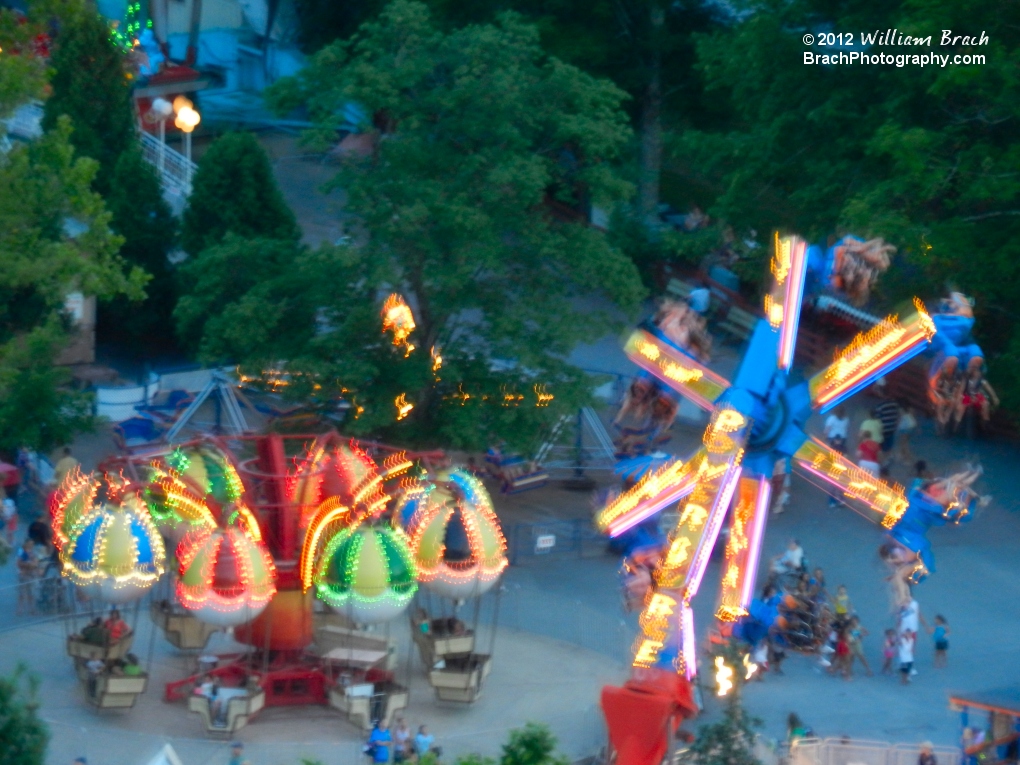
[172,96,201,189]
[150,97,173,178]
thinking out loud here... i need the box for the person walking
[847,616,873,676]
[824,406,850,453]
[925,615,951,668]
[881,629,897,675]
[898,630,915,685]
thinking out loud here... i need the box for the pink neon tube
[681,605,697,680]
[778,238,808,370]
[739,478,772,608]
[686,466,742,598]
[605,475,699,538]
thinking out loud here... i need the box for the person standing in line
[874,395,902,465]
[414,725,435,759]
[899,630,915,685]
[823,407,850,506]
[53,447,79,487]
[858,410,884,448]
[368,721,392,764]
[857,431,881,476]
[392,717,412,763]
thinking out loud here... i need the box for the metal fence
[791,738,962,765]
[507,519,607,566]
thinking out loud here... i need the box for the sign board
[535,534,556,553]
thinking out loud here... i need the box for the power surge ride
[597,234,980,765]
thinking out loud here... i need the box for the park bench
[666,278,695,302]
[717,305,760,343]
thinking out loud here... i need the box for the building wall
[55,294,97,366]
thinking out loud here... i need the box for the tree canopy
[180,131,300,257]
[674,0,1020,408]
[98,147,179,352]
[0,113,146,452]
[174,1,646,449]
[0,667,48,765]
[41,0,135,191]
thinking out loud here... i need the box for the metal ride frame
[102,431,447,709]
[595,233,965,681]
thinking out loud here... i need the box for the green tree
[500,723,569,765]
[217,1,644,449]
[0,7,48,122]
[180,131,300,256]
[687,698,762,765]
[41,0,135,192]
[98,147,179,352]
[0,667,48,765]
[292,0,388,52]
[676,0,1020,408]
[0,117,147,452]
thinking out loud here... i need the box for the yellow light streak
[395,393,413,420]
[715,656,733,696]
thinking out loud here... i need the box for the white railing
[791,737,962,765]
[139,129,196,197]
[4,101,44,139]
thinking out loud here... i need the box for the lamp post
[172,96,201,191]
[150,97,173,179]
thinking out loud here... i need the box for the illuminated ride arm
[763,234,809,371]
[808,300,936,413]
[631,408,749,679]
[791,437,971,580]
[624,329,730,412]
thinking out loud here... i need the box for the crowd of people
[365,718,442,764]
[750,537,953,686]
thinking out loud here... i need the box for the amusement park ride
[597,234,987,765]
[51,431,508,728]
